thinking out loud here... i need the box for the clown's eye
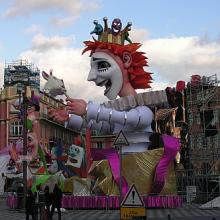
[98,61,111,70]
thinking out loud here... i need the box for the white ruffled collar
[103,90,167,111]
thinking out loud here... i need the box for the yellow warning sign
[120,207,146,220]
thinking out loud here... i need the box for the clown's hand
[48,107,69,124]
[66,98,87,116]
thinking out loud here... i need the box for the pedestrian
[44,186,52,220]
[50,184,62,220]
[35,184,44,220]
[16,182,24,209]
[25,189,37,220]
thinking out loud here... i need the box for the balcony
[40,113,64,126]
[39,113,78,133]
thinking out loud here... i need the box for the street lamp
[22,87,28,201]
[16,83,29,206]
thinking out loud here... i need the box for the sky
[0,0,220,103]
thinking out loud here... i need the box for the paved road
[1,199,220,220]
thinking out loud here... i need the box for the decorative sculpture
[42,70,67,97]
[46,17,180,195]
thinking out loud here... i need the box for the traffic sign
[120,207,146,220]
[113,130,129,146]
[120,184,146,219]
[121,184,145,207]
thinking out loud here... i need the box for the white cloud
[24,24,43,34]
[131,28,220,88]
[19,32,220,103]
[130,28,149,43]
[20,34,107,103]
[142,36,220,87]
[31,34,74,52]
[49,15,79,28]
[3,0,101,27]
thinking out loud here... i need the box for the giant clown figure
[48,17,180,196]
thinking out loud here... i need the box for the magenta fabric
[6,195,18,209]
[91,148,129,195]
[60,195,183,209]
[7,194,183,209]
[151,134,180,194]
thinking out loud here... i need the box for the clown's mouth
[97,80,112,95]
[68,156,78,164]
[112,28,120,34]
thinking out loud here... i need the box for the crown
[90,17,132,45]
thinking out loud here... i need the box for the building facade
[90,130,116,149]
[0,85,79,150]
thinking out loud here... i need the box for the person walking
[50,184,62,220]
[44,186,52,220]
[25,189,37,220]
[35,184,45,220]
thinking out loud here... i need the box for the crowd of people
[25,183,63,220]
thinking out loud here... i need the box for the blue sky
[1,0,220,60]
[0,0,220,102]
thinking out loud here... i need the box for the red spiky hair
[82,41,152,89]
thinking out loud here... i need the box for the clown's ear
[122,51,132,68]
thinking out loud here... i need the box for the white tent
[200,196,220,209]
[0,155,10,195]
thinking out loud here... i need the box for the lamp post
[119,144,123,203]
[113,130,129,204]
[22,87,28,202]
[17,83,28,206]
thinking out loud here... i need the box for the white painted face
[87,51,123,100]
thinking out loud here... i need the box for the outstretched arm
[50,99,153,133]
[49,99,112,133]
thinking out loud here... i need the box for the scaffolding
[4,59,40,91]
[176,74,220,202]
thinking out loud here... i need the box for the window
[97,142,103,149]
[196,135,203,149]
[196,114,201,124]
[202,162,211,175]
[188,114,193,126]
[45,125,47,138]
[40,124,44,139]
[54,128,57,138]
[10,121,23,136]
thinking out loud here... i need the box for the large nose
[87,69,97,81]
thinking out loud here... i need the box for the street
[1,198,220,220]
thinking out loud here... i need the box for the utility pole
[22,86,28,206]
[113,130,129,203]
[119,144,122,203]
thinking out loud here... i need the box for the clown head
[87,51,123,99]
[83,41,152,100]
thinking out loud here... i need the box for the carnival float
[3,17,183,209]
